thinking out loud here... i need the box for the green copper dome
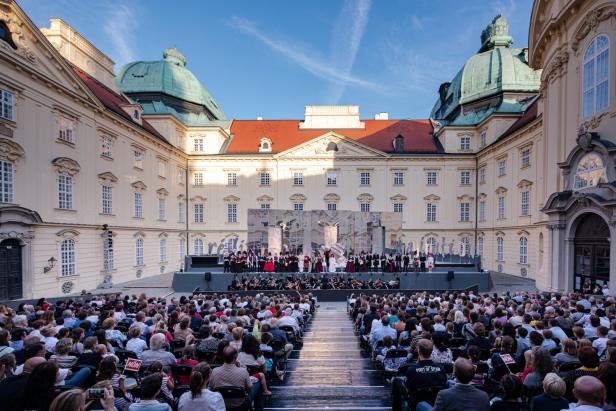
[116,47,225,120]
[430,15,541,124]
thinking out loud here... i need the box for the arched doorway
[0,238,22,300]
[574,213,610,292]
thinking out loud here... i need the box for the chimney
[375,112,389,120]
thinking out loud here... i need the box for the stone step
[266,386,391,409]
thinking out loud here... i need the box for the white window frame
[293,171,304,186]
[60,238,76,277]
[194,238,204,256]
[426,171,437,186]
[459,136,471,151]
[58,173,73,210]
[427,203,437,222]
[101,185,112,215]
[480,131,487,147]
[519,237,528,264]
[477,237,484,256]
[498,159,506,177]
[460,170,471,186]
[178,201,186,223]
[521,190,530,217]
[479,168,486,184]
[260,172,271,186]
[293,202,304,211]
[193,172,203,186]
[158,161,166,178]
[58,118,75,144]
[135,237,144,266]
[193,137,204,152]
[496,236,504,261]
[133,192,143,218]
[178,168,186,184]
[260,203,271,210]
[497,195,505,220]
[227,172,238,186]
[393,171,404,186]
[520,148,531,168]
[479,200,486,222]
[179,237,186,258]
[159,238,167,263]
[360,203,370,212]
[360,171,371,186]
[327,172,337,186]
[158,198,166,220]
[460,202,470,222]
[227,203,237,223]
[194,203,204,223]
[460,237,470,256]
[393,203,403,213]
[103,234,114,271]
[101,136,113,158]
[0,88,14,121]
[133,149,144,169]
[583,34,610,118]
[327,202,337,211]
[0,160,14,203]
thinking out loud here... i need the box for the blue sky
[20,0,533,120]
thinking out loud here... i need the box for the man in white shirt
[592,326,609,358]
[567,376,605,411]
[277,309,300,334]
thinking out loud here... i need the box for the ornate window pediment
[324,193,341,202]
[259,137,272,153]
[495,186,508,195]
[423,194,441,201]
[517,179,533,189]
[55,228,79,238]
[357,193,374,203]
[257,195,273,203]
[190,195,206,202]
[223,195,240,203]
[97,172,118,184]
[457,194,474,201]
[289,193,307,202]
[156,188,168,197]
[0,138,24,162]
[52,157,80,175]
[131,180,147,191]
[133,231,146,238]
[390,194,407,202]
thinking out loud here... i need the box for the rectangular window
[158,198,166,220]
[227,172,238,186]
[521,148,531,168]
[193,137,204,152]
[393,203,403,213]
[393,171,404,186]
[103,234,114,271]
[159,239,167,263]
[0,89,13,121]
[360,171,371,186]
[260,172,271,186]
[327,202,337,211]
[479,168,486,184]
[293,203,304,211]
[480,131,487,147]
[360,203,370,212]
[179,238,186,258]
[497,237,504,261]
[426,171,438,186]
[498,196,505,220]
[0,160,14,203]
[479,200,486,221]
[459,136,471,151]
[60,239,76,277]
[58,118,75,144]
[135,238,144,266]
[520,238,528,264]
[101,136,113,158]
[101,185,112,214]
[427,203,437,222]
[193,172,203,186]
[178,168,186,184]
[521,190,530,216]
[158,161,166,178]
[133,192,143,218]
[194,203,204,223]
[460,170,471,186]
[477,237,484,256]
[178,202,185,223]
[293,172,304,186]
[227,203,237,223]
[133,150,143,169]
[58,174,73,209]
[327,172,337,186]
[460,202,470,222]
[498,159,506,177]
[260,203,271,210]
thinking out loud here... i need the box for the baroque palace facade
[0,0,615,298]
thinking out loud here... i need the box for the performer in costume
[403,254,410,272]
[346,254,354,272]
[264,253,275,272]
[223,253,230,273]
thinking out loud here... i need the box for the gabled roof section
[497,97,540,141]
[71,65,167,143]
[225,119,436,155]
[274,132,389,159]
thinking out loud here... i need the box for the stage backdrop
[247,209,402,256]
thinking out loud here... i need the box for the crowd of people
[224,250,436,273]
[349,290,616,411]
[0,292,315,411]
[230,274,401,291]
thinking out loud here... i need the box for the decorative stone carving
[0,8,36,63]
[97,172,118,184]
[256,195,273,203]
[323,193,341,202]
[156,188,168,197]
[130,180,147,191]
[542,50,569,85]
[51,157,80,176]
[223,195,240,203]
[0,123,13,138]
[547,222,566,231]
[390,194,407,202]
[575,125,598,152]
[356,193,374,203]
[0,138,24,162]
[579,112,608,134]
[572,7,616,52]
[0,230,34,242]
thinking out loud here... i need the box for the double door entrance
[574,213,610,292]
[0,239,22,300]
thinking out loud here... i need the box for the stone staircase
[266,301,391,410]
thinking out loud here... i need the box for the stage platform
[171,270,492,297]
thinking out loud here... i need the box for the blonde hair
[543,373,566,398]
[49,389,85,411]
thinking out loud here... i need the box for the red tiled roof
[226,119,436,154]
[71,65,166,141]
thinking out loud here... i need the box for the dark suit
[432,384,489,411]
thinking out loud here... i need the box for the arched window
[583,34,610,118]
[426,237,437,254]
[0,22,16,49]
[223,237,237,254]
[326,142,339,152]
[194,238,204,256]
[135,238,144,266]
[60,239,75,277]
[496,236,504,261]
[574,152,606,189]
[519,237,528,264]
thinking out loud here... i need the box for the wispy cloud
[230,3,382,102]
[328,0,372,102]
[103,4,138,67]
[410,15,424,30]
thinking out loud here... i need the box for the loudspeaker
[447,270,455,281]
[204,272,211,281]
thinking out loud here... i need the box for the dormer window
[133,110,140,120]
[259,138,272,153]
[393,135,404,153]
[0,22,16,49]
